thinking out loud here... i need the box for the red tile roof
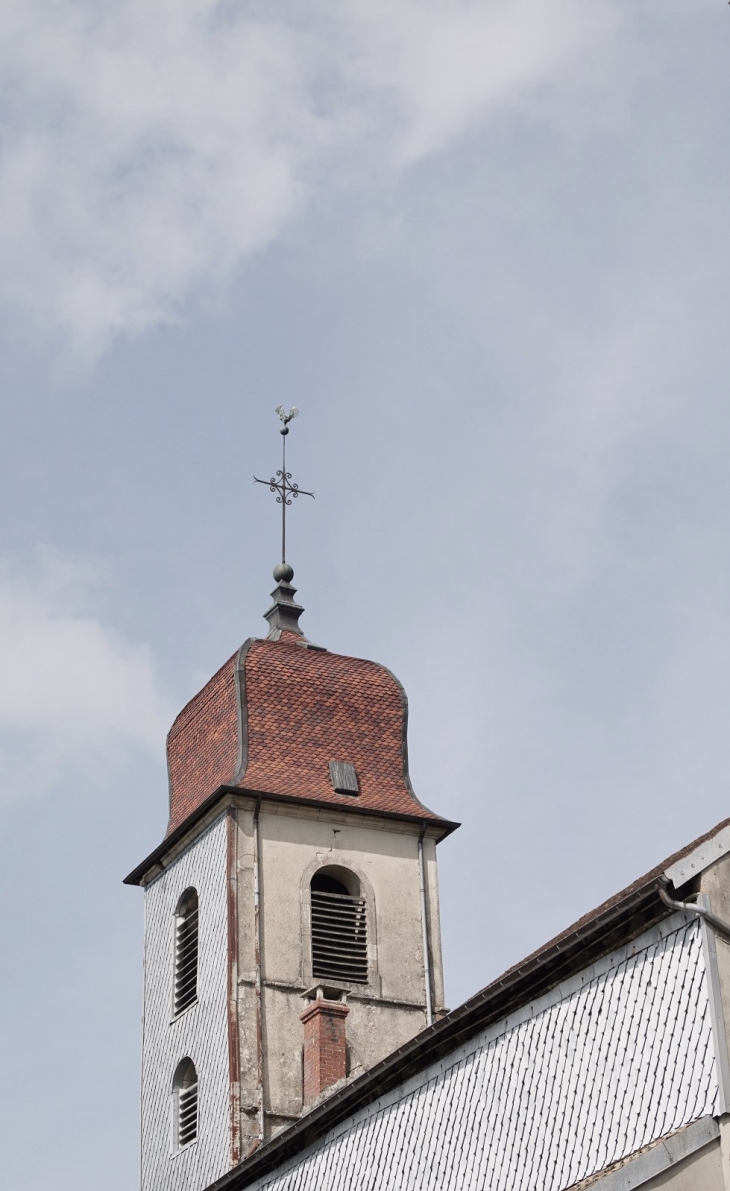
[166,634,447,835]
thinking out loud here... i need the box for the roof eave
[123,786,459,887]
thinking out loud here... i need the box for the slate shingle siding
[247,916,718,1191]
[141,815,231,1191]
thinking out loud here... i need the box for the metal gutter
[123,787,459,887]
[697,896,730,1117]
[253,795,265,1142]
[585,1116,719,1191]
[659,885,730,944]
[418,826,433,1027]
[659,885,730,1116]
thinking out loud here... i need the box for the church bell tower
[125,414,457,1191]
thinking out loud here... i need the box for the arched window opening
[172,1058,198,1150]
[310,867,368,984]
[174,889,199,1016]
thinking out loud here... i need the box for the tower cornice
[123,785,459,888]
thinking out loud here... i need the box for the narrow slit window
[172,1058,198,1150]
[310,870,368,984]
[174,889,199,1016]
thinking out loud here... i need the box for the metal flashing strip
[665,823,730,890]
[699,895,730,1117]
[580,1115,719,1191]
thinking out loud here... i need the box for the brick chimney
[300,988,350,1105]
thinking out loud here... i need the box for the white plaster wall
[256,806,434,1005]
[141,813,230,1191]
[229,803,444,1134]
[248,915,720,1191]
[242,805,439,1124]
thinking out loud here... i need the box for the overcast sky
[1,1,729,1187]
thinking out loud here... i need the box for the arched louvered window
[174,889,199,1016]
[172,1058,198,1150]
[310,868,368,985]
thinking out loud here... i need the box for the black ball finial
[273,562,294,583]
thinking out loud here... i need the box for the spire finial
[254,408,315,639]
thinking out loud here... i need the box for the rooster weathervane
[254,407,314,568]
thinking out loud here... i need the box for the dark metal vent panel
[328,761,359,795]
[311,890,368,983]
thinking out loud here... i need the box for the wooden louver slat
[311,890,368,984]
[177,1080,198,1147]
[174,896,199,1016]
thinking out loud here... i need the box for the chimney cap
[301,984,349,1003]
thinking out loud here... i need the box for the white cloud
[339,0,616,162]
[0,552,172,803]
[0,0,618,352]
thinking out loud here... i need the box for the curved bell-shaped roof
[166,633,449,836]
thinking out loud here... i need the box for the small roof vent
[329,761,359,796]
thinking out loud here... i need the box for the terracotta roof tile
[166,636,446,835]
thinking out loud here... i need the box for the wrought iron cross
[254,406,314,565]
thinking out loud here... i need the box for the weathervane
[254,406,314,569]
